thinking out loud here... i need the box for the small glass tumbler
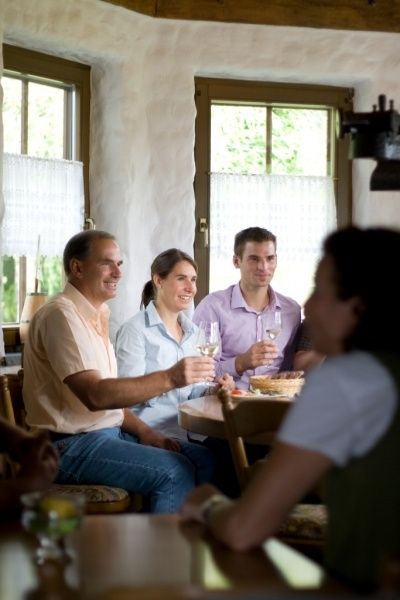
[21,491,85,564]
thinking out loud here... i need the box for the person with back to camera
[23,230,216,514]
[181,226,400,593]
[0,416,58,517]
[115,248,234,484]
[193,227,301,390]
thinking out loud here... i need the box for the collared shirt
[23,282,123,433]
[193,283,301,389]
[115,301,207,439]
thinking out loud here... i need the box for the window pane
[2,77,22,153]
[1,257,19,323]
[271,108,328,176]
[28,82,64,158]
[24,256,63,296]
[211,105,266,174]
[40,257,63,297]
[208,103,334,305]
[2,47,90,329]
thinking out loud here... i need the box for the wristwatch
[200,493,231,524]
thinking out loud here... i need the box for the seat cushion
[49,484,131,514]
[279,503,328,540]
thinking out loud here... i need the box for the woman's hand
[216,373,235,391]
[139,427,181,452]
[122,408,180,451]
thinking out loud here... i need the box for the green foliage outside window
[1,256,62,323]
[211,105,328,176]
[1,257,18,323]
[40,257,63,297]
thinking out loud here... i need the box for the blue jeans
[53,427,214,513]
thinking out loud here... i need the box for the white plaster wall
[1,0,400,337]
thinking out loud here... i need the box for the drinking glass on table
[21,491,85,564]
[196,320,220,391]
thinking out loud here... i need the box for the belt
[48,431,75,442]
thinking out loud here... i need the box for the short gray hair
[63,230,116,275]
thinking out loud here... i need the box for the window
[194,78,353,305]
[1,45,90,341]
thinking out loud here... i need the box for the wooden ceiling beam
[101,1,400,33]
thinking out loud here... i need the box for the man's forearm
[65,356,215,412]
[67,369,174,412]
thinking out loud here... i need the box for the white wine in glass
[196,321,220,357]
[265,309,282,340]
[196,321,220,392]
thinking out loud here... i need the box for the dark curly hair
[323,226,400,353]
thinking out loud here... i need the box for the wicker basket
[249,373,304,397]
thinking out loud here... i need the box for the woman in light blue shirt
[115,249,232,484]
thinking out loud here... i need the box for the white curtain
[210,172,337,305]
[1,153,84,256]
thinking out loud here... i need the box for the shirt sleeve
[40,304,100,381]
[115,320,147,378]
[277,353,397,466]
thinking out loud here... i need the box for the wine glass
[196,320,220,358]
[196,321,220,392]
[265,309,282,341]
[21,491,85,564]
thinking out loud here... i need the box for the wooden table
[179,395,227,439]
[0,514,350,600]
[178,395,292,443]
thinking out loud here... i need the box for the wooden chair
[0,373,133,514]
[218,389,327,560]
[219,392,290,489]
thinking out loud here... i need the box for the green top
[325,352,400,592]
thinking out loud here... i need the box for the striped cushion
[279,504,327,540]
[49,484,131,513]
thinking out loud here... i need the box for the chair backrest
[218,389,327,552]
[218,389,291,490]
[0,373,23,477]
[1,372,26,428]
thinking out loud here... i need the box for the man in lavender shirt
[193,227,301,390]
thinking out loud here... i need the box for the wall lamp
[341,94,400,191]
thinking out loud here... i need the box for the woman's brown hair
[141,248,198,309]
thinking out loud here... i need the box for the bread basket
[249,371,304,398]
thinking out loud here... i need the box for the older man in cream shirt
[23,230,215,513]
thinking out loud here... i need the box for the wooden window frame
[194,77,353,302]
[1,44,91,350]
